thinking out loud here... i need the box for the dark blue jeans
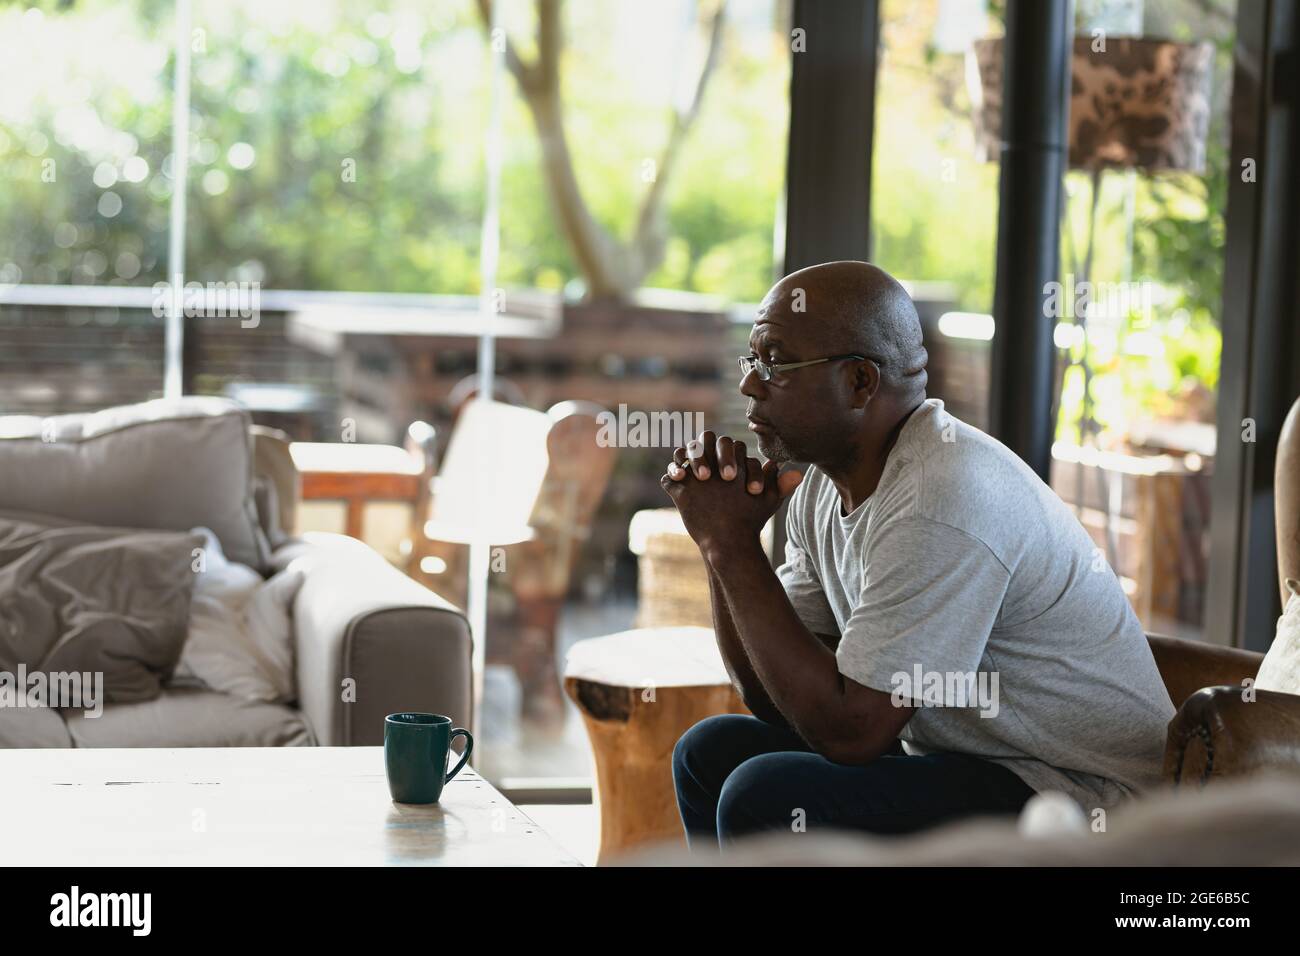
[672,714,1036,851]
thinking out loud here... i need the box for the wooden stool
[563,626,748,864]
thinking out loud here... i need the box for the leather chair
[1152,396,1300,785]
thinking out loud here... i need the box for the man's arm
[706,565,794,730]
[661,433,907,763]
[705,538,912,765]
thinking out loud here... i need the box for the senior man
[662,261,1174,850]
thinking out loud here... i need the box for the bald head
[758,261,928,400]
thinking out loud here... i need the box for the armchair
[1151,395,1300,785]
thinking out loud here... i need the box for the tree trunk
[478,0,727,301]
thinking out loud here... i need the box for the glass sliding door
[477,0,792,784]
[1048,0,1236,642]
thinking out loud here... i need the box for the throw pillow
[174,528,304,703]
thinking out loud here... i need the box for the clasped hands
[659,430,803,560]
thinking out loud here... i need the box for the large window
[1,0,789,788]
[870,0,1236,642]
[483,0,790,781]
[1049,0,1235,642]
[0,1,175,412]
[4,0,1243,784]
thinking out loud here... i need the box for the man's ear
[851,359,880,408]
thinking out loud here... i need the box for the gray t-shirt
[776,398,1175,812]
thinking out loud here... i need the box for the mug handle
[445,728,473,783]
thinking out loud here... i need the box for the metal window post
[987,0,1073,481]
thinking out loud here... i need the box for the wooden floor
[0,746,580,867]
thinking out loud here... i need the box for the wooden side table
[563,626,748,864]
[289,442,425,540]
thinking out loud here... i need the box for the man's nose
[739,366,765,399]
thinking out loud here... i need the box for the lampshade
[424,398,551,546]
[969,36,1214,173]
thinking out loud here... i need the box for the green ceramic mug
[384,712,473,804]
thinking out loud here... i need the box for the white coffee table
[0,746,579,866]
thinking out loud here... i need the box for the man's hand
[659,430,802,556]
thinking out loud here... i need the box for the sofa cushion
[175,528,304,704]
[0,397,269,570]
[0,705,74,748]
[62,686,314,748]
[0,510,203,704]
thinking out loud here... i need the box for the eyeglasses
[738,353,875,383]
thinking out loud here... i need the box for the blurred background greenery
[0,0,1231,441]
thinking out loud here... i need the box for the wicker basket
[629,508,714,628]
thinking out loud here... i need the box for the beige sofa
[0,397,472,748]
